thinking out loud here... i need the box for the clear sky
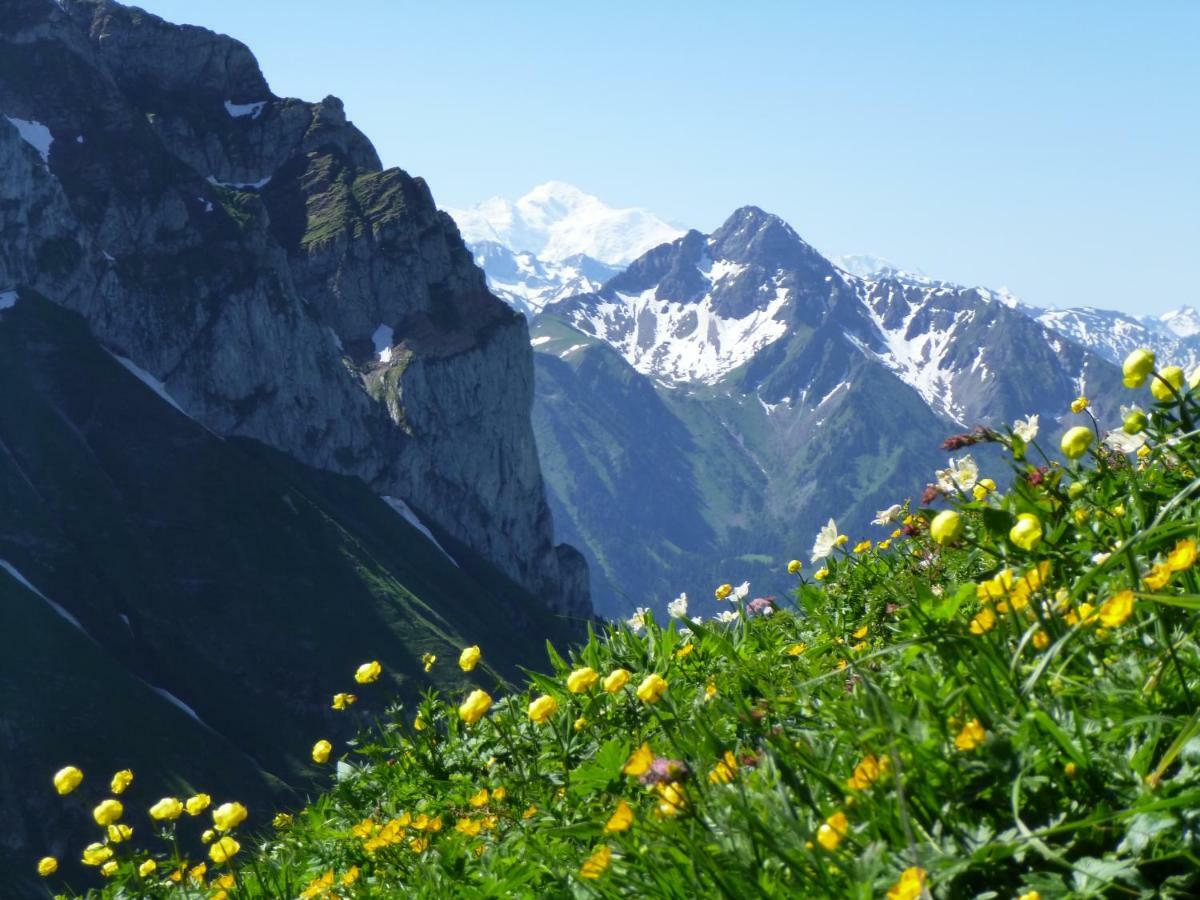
[131,0,1198,315]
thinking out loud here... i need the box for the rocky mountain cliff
[1,0,587,618]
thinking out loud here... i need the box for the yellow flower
[459,645,482,672]
[201,828,215,844]
[704,679,718,701]
[714,583,733,600]
[574,715,588,731]
[787,559,803,574]
[1123,348,1156,388]
[785,643,806,656]
[1143,562,1173,590]
[929,510,963,545]
[212,801,248,832]
[343,866,361,886]
[1061,426,1094,460]
[1065,761,1079,778]
[1019,892,1042,900]
[273,812,294,828]
[209,835,240,864]
[409,836,429,853]
[1032,629,1050,650]
[149,797,184,821]
[1009,513,1043,551]
[107,823,133,843]
[623,742,654,777]
[469,788,490,808]
[846,752,889,791]
[835,534,849,547]
[300,871,335,898]
[100,860,118,878]
[36,857,57,877]
[1071,396,1089,414]
[969,607,996,635]
[93,798,123,826]
[972,477,997,501]
[814,567,830,581]
[603,667,631,693]
[852,624,869,639]
[605,799,634,833]
[567,666,599,693]
[1098,590,1134,628]
[1151,365,1185,401]
[675,642,694,659]
[816,810,848,850]
[52,766,83,796]
[887,866,927,900]
[636,673,669,704]
[528,693,559,724]
[110,769,133,795]
[853,539,873,554]
[354,660,382,684]
[523,804,537,820]
[1166,537,1197,573]
[138,859,157,878]
[422,652,437,672]
[414,715,426,731]
[879,539,892,550]
[312,739,333,764]
[655,781,687,816]
[185,793,212,816]
[81,843,112,866]
[708,751,739,785]
[955,718,986,751]
[580,844,612,879]
[188,862,206,884]
[458,689,493,725]
[332,692,357,710]
[457,816,483,836]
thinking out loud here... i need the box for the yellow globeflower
[110,769,133,795]
[456,816,483,836]
[138,859,157,878]
[602,668,631,693]
[52,766,83,796]
[528,694,559,724]
[421,652,437,672]
[929,510,963,546]
[574,715,588,731]
[93,798,123,826]
[81,843,112,866]
[567,666,599,693]
[1018,892,1042,900]
[1151,365,1185,402]
[458,689,493,725]
[814,567,830,581]
[212,801,248,832]
[622,742,653,777]
[312,740,333,764]
[636,673,669,705]
[816,810,848,851]
[459,645,482,672]
[149,797,184,821]
[100,860,118,878]
[787,559,803,574]
[714,583,733,600]
[604,799,634,833]
[186,793,212,816]
[1122,348,1156,388]
[954,718,986,751]
[1166,537,1197,573]
[708,751,739,785]
[209,835,240,864]
[108,824,133,843]
[968,607,996,635]
[972,478,997,501]
[355,660,382,684]
[1009,513,1043,551]
[1071,396,1089,414]
[36,857,57,877]
[580,845,612,880]
[887,866,927,900]
[201,829,215,844]
[1098,590,1134,628]
[655,782,687,816]
[332,692,357,710]
[1060,426,1093,460]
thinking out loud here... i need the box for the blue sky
[133,1,1198,315]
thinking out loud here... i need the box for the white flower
[1013,414,1039,442]
[1104,430,1146,455]
[760,606,774,616]
[811,518,840,562]
[1091,552,1111,565]
[935,454,979,494]
[732,581,750,601]
[666,593,689,620]
[715,610,739,624]
[626,607,650,633]
[690,615,703,625]
[872,504,902,525]
[678,627,692,637]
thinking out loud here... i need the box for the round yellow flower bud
[312,740,332,764]
[212,801,248,832]
[149,797,184,821]
[201,828,215,844]
[458,645,482,672]
[37,857,58,877]
[354,660,382,684]
[603,668,631,693]
[209,835,240,864]
[1151,365,1185,402]
[458,688,493,725]
[929,510,963,546]
[138,859,157,878]
[787,559,803,574]
[1067,481,1085,499]
[52,766,83,796]
[1009,513,1043,551]
[566,666,599,694]
[81,843,112,866]
[636,673,669,705]
[1122,348,1156,388]
[1123,409,1148,434]
[528,694,559,724]
[93,798,124,826]
[185,793,212,816]
[1060,426,1093,460]
[110,769,133,795]
[1070,396,1089,414]
[100,860,118,878]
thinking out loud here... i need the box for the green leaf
[568,736,630,798]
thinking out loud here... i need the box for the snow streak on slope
[1036,305,1200,371]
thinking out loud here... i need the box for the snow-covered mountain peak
[447,182,684,267]
[1157,306,1200,339]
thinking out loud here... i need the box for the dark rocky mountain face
[1,0,588,619]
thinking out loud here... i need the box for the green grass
[40,359,1200,898]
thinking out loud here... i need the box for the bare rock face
[1,0,589,617]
